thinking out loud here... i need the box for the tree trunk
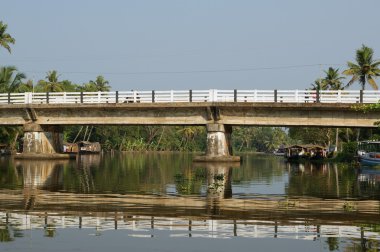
[335,128,339,152]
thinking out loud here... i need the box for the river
[0,153,379,251]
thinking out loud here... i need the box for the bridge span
[0,89,379,160]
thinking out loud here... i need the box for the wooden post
[7,92,10,104]
[80,92,83,103]
[274,89,278,103]
[189,90,192,102]
[234,89,237,102]
[316,90,320,103]
[46,92,49,104]
[152,90,155,103]
[360,90,363,103]
[116,91,119,103]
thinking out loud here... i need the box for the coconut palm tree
[323,67,345,90]
[310,78,328,91]
[89,75,110,92]
[36,70,64,92]
[342,45,380,90]
[0,66,26,92]
[0,21,15,54]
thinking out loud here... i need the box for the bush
[334,142,357,162]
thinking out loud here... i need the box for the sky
[1,0,380,91]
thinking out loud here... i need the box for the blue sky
[1,0,380,91]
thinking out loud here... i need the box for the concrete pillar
[22,123,63,154]
[16,123,73,159]
[194,123,240,162]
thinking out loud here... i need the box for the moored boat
[358,141,380,166]
[284,144,327,161]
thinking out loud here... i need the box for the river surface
[0,153,379,251]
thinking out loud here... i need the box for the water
[0,153,379,251]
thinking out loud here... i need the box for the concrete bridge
[1,89,379,160]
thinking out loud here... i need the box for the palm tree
[89,75,110,91]
[0,66,26,92]
[321,67,345,152]
[323,67,345,90]
[0,21,15,54]
[310,78,328,91]
[37,70,63,92]
[342,45,380,90]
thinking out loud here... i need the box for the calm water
[0,153,379,251]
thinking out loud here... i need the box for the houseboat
[284,144,327,161]
[357,141,380,166]
[63,141,101,154]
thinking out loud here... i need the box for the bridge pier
[194,124,240,162]
[16,123,74,159]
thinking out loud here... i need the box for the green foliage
[0,228,13,242]
[0,21,15,54]
[0,66,26,93]
[232,127,289,152]
[334,142,357,162]
[342,45,380,90]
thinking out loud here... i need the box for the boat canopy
[358,141,380,152]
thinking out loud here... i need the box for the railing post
[80,92,83,103]
[152,90,155,103]
[360,90,363,103]
[170,90,174,102]
[116,91,119,103]
[7,92,10,104]
[274,89,277,103]
[98,91,101,103]
[46,92,49,104]
[295,90,299,103]
[234,89,237,102]
[189,90,192,102]
[337,90,341,103]
[316,90,320,103]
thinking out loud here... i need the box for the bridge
[1,89,379,160]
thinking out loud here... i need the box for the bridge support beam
[194,124,240,162]
[16,123,74,159]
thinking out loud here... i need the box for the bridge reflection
[0,159,379,249]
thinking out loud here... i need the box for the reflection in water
[0,153,379,251]
[203,162,234,199]
[14,160,66,211]
[1,211,380,249]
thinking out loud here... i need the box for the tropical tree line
[1,20,380,153]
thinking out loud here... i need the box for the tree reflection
[285,162,364,199]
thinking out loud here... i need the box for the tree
[323,67,345,90]
[0,21,15,54]
[0,66,26,93]
[36,70,64,92]
[342,45,380,90]
[322,67,345,151]
[89,75,110,91]
[310,78,328,91]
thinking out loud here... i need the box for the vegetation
[0,21,15,54]
[1,19,380,155]
[343,44,380,90]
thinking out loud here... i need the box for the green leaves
[343,44,380,90]
[0,21,15,54]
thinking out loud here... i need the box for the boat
[273,145,285,156]
[284,144,327,161]
[357,141,380,166]
[63,141,101,154]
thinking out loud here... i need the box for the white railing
[0,89,378,104]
